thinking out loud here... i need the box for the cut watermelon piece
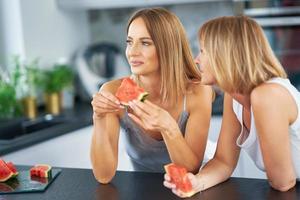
[164,163,194,197]
[115,78,148,106]
[6,162,18,177]
[30,175,49,184]
[30,164,52,178]
[0,160,14,182]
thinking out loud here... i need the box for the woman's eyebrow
[139,37,152,40]
[127,36,152,40]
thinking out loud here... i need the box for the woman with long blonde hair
[164,15,300,197]
[91,7,213,183]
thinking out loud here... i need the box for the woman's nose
[127,43,140,56]
[194,54,201,65]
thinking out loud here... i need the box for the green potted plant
[23,59,43,119]
[11,56,42,119]
[0,79,22,119]
[42,64,74,115]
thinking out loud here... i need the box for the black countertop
[0,102,93,156]
[1,166,299,200]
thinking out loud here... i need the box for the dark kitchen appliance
[74,43,130,101]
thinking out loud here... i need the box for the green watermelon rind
[120,92,149,106]
[139,92,149,102]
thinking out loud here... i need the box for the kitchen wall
[0,0,25,69]
[0,15,6,70]
[89,1,235,57]
[0,0,90,69]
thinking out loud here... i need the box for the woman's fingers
[164,173,171,181]
[128,101,151,120]
[172,189,185,198]
[127,113,144,128]
[100,90,120,105]
[163,173,198,198]
[129,100,153,115]
[93,92,121,109]
[92,97,118,111]
[143,100,157,109]
[91,91,124,117]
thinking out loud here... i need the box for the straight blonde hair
[199,15,287,94]
[127,7,201,105]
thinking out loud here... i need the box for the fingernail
[115,100,120,105]
[128,101,133,107]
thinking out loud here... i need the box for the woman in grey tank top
[90,8,214,184]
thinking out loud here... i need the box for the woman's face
[126,17,159,76]
[195,42,216,85]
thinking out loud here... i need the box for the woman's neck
[230,93,251,111]
[138,74,162,101]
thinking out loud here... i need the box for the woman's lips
[130,61,144,67]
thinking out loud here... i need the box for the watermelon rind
[0,160,14,182]
[138,92,149,102]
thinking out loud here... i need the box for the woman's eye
[142,42,150,46]
[126,40,132,45]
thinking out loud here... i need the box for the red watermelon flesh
[164,163,194,196]
[0,160,14,182]
[6,162,18,177]
[115,78,148,106]
[30,164,52,178]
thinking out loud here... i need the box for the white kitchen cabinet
[57,0,227,10]
[3,126,134,171]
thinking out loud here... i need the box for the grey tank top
[120,96,189,172]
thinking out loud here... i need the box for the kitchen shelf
[57,0,230,10]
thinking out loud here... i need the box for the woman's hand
[91,90,123,119]
[163,173,203,198]
[128,100,178,135]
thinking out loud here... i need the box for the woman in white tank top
[164,15,300,197]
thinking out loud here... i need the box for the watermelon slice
[0,160,14,182]
[115,78,148,106]
[30,164,52,178]
[164,163,194,197]
[6,162,18,177]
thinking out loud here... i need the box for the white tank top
[233,77,300,178]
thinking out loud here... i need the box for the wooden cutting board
[0,169,61,194]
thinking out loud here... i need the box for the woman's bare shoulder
[186,83,214,111]
[187,82,213,98]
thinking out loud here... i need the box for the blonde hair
[127,7,201,105]
[198,15,287,94]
